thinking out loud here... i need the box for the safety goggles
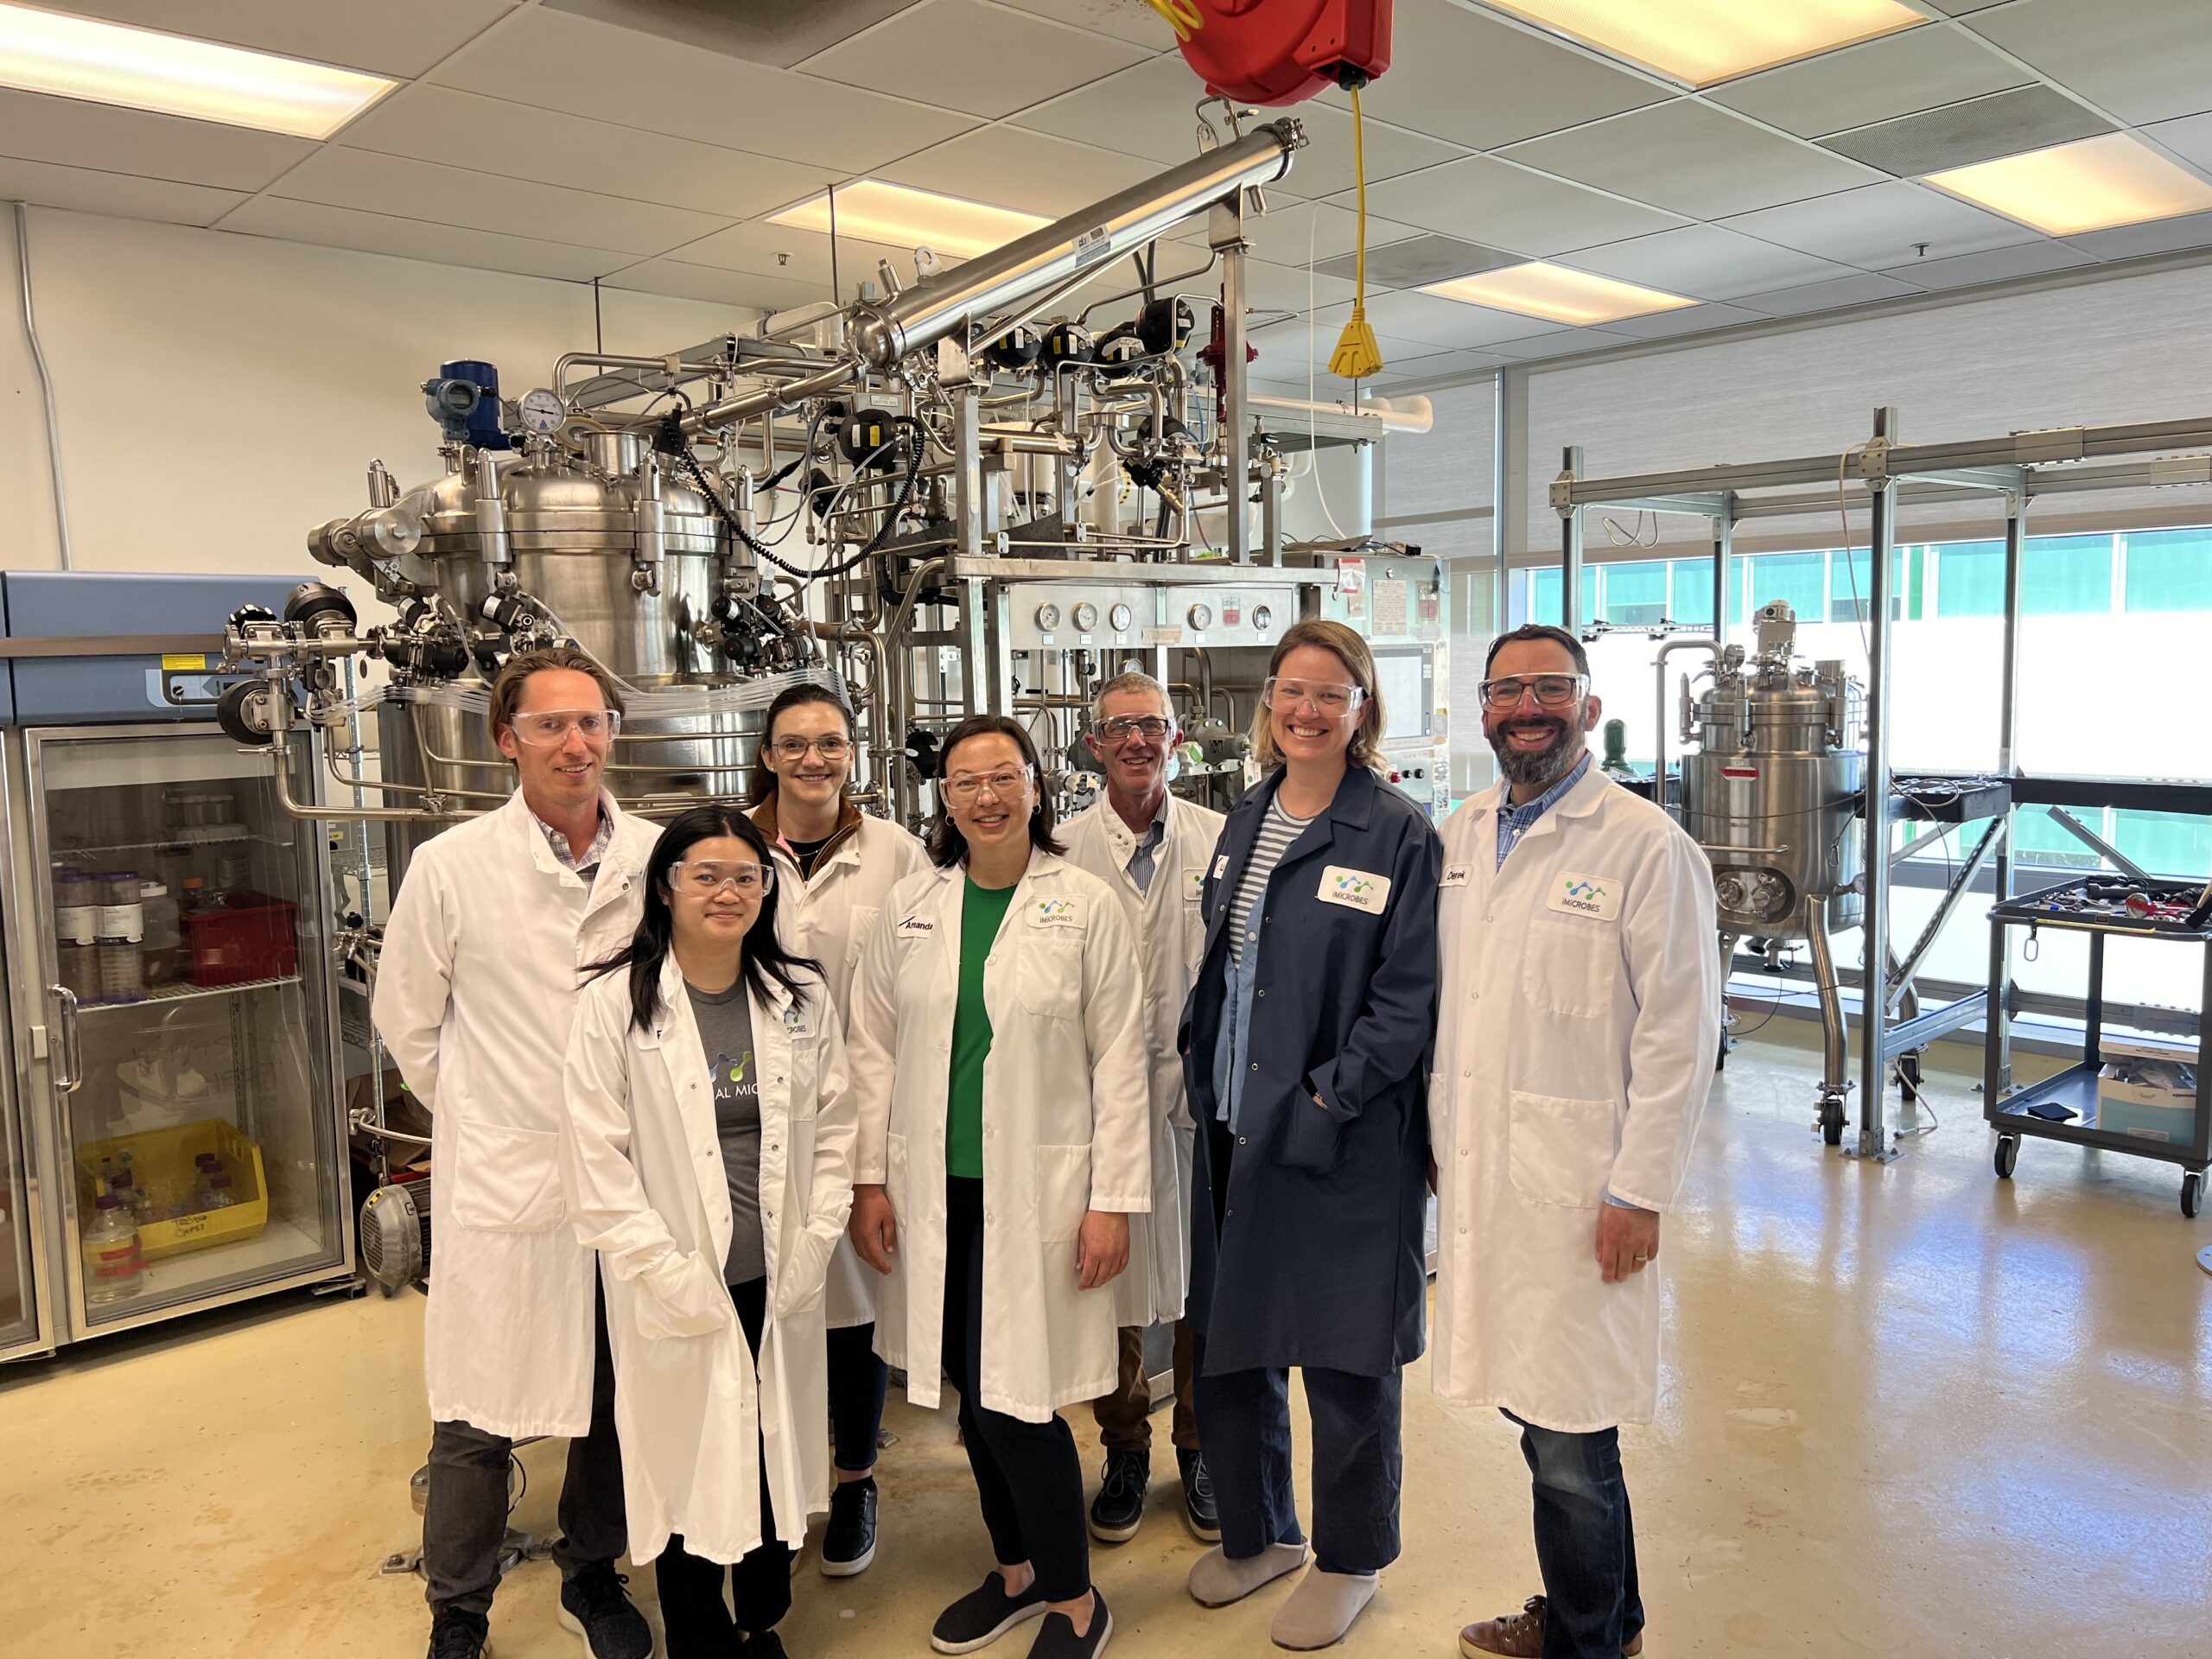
[944,765,1034,804]
[768,734,852,762]
[1262,677,1365,715]
[1095,715,1173,744]
[508,708,621,746]
[670,860,772,896]
[1478,673,1586,711]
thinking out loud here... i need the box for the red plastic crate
[183,893,299,986]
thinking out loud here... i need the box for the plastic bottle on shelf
[54,870,99,1000]
[201,1172,237,1211]
[81,1192,144,1303]
[137,880,181,987]
[118,1150,152,1222]
[93,870,145,1005]
[194,1156,227,1211]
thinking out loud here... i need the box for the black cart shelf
[1984,877,2212,1217]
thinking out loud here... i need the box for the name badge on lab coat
[1318,865,1391,914]
[1185,867,1205,904]
[779,1004,815,1039]
[1549,872,1623,922]
[1440,864,1471,888]
[1030,894,1086,929]
[1212,855,1229,880]
[896,915,934,938]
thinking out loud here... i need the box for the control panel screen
[1373,647,1431,742]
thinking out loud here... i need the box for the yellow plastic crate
[75,1118,269,1262]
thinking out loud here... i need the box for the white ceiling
[4,0,2212,397]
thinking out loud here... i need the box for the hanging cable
[1327,83,1382,381]
[1144,0,1204,39]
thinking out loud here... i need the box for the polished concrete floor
[7,1033,2211,1659]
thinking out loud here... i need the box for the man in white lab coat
[374,647,661,1659]
[1433,625,1719,1659]
[1059,671,1225,1546]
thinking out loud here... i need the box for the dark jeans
[828,1319,889,1472]
[657,1278,792,1656]
[423,1274,626,1617]
[942,1174,1090,1604]
[1092,1319,1199,1455]
[1505,1411,1642,1659]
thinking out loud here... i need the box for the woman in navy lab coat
[1179,618,1441,1652]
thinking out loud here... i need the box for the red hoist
[1148,0,1393,376]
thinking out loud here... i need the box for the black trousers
[656,1277,793,1655]
[827,1320,889,1472]
[1196,1113,1405,1576]
[941,1175,1090,1604]
[423,1274,626,1617]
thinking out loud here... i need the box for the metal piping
[850,121,1304,372]
[14,200,71,569]
[1653,639,1719,825]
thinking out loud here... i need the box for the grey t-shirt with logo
[686,979,766,1287]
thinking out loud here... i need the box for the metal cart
[1984,877,2212,1217]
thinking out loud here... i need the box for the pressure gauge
[1034,603,1062,631]
[518,387,566,435]
[1251,602,1274,632]
[1187,602,1214,631]
[1071,601,1100,632]
[1109,602,1134,632]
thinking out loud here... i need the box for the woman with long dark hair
[561,804,856,1659]
[845,715,1149,1659]
[750,681,927,1578]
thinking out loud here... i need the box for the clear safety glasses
[508,708,621,746]
[1262,677,1365,716]
[1478,673,1586,710]
[671,860,772,897]
[944,765,1034,804]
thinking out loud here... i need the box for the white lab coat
[762,808,930,1330]
[1428,769,1719,1433]
[1059,792,1224,1328]
[558,956,855,1564]
[372,790,659,1439]
[848,853,1151,1423]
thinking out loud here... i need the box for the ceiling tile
[1820,85,2112,175]
[337,86,835,220]
[1968,0,2212,124]
[1314,233,1522,289]
[1010,56,1220,166]
[1501,100,1879,219]
[1305,291,1571,349]
[1337,0,1668,150]
[2143,111,2212,175]
[219,196,630,282]
[1371,349,1509,387]
[0,156,245,227]
[991,0,1179,48]
[61,0,517,77]
[602,257,811,312]
[1726,270,1925,315]
[0,87,311,192]
[1873,238,2096,289]
[428,8,976,173]
[799,0,1150,119]
[1719,180,2037,269]
[541,0,919,69]
[2063,209,2212,264]
[654,217,932,297]
[1351,155,1683,256]
[1595,301,1770,338]
[1170,195,1426,268]
[1491,328,1637,359]
[880,126,1155,219]
[270,148,732,257]
[1239,257,1360,315]
[1554,224,1859,301]
[1927,0,2008,11]
[1707,26,2027,139]
[1269,105,1469,201]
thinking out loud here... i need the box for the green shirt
[947,876,1018,1180]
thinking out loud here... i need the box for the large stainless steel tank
[372,430,760,878]
[1679,602,1864,939]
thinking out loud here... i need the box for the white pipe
[1249,391,1433,434]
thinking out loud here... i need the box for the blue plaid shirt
[1496,753,1592,870]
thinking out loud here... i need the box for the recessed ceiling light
[1423,262,1695,326]
[768,180,1048,261]
[1483,0,1923,87]
[0,1,392,139]
[1923,132,2212,238]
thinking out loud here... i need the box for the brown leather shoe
[1458,1595,1642,1658]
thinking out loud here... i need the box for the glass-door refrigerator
[0,573,353,1356]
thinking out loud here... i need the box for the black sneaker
[428,1608,489,1659]
[557,1560,654,1659]
[931,1571,1048,1655]
[1087,1448,1148,1543]
[821,1476,879,1577]
[1025,1590,1112,1659]
[1178,1449,1220,1543]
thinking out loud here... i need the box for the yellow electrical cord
[1329,83,1383,381]
[1145,0,1204,40]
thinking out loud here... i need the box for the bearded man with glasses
[375,646,663,1659]
[1059,671,1228,1549]
[1429,624,1720,1659]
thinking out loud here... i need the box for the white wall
[0,206,760,585]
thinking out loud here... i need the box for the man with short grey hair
[1060,671,1227,1545]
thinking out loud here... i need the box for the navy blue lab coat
[1179,763,1441,1378]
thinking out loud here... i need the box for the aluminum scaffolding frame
[1553,408,2212,1161]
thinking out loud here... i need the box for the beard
[1488,715,1580,788]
